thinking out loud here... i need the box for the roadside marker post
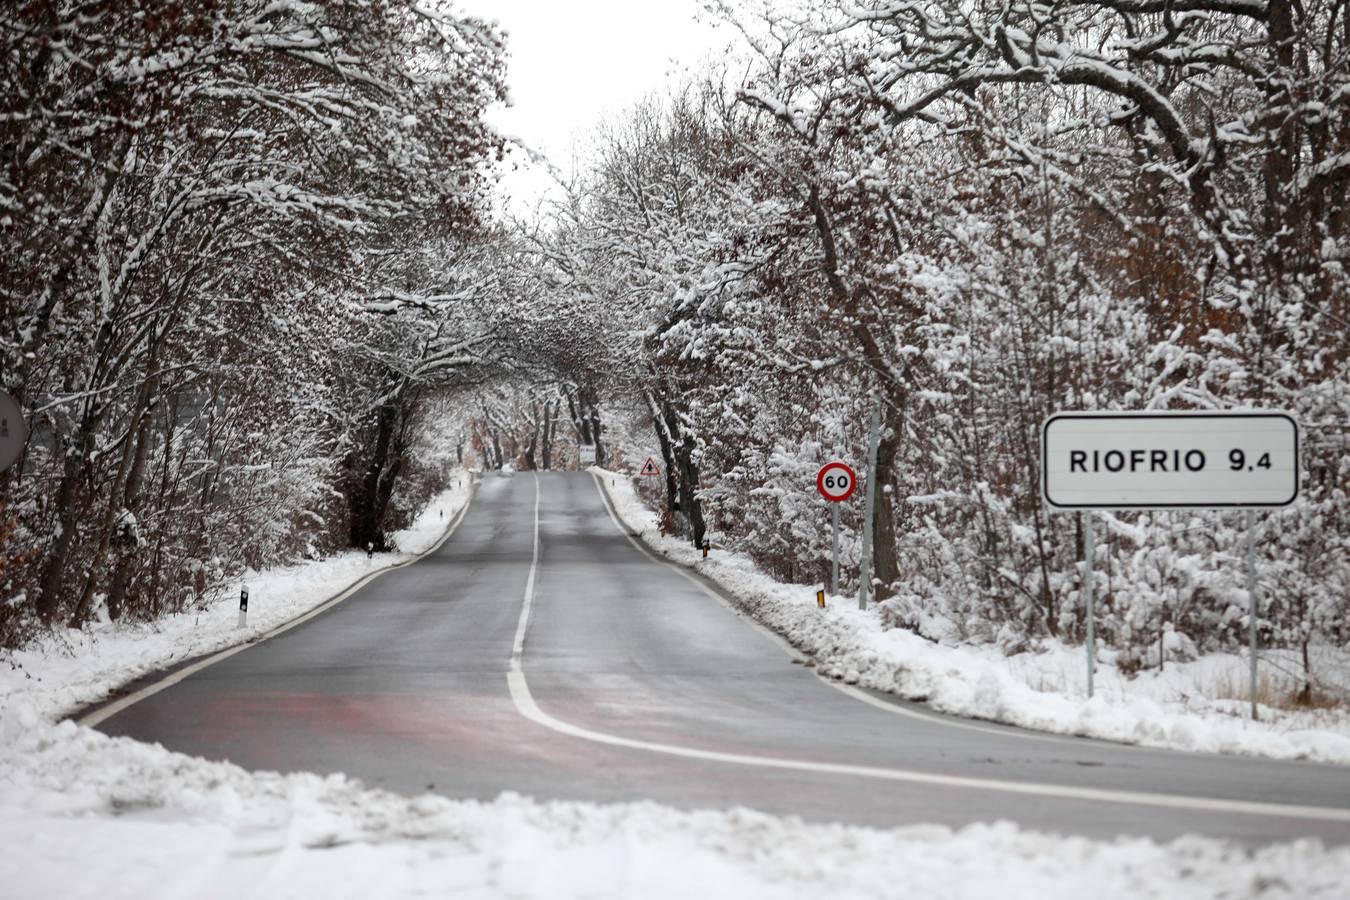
[816,460,858,596]
[1042,411,1298,711]
[238,586,249,629]
[702,539,710,559]
[816,589,826,609]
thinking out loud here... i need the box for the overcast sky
[455,0,732,213]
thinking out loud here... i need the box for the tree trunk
[583,386,605,466]
[34,401,98,625]
[644,388,681,519]
[542,398,558,470]
[871,401,903,601]
[350,396,405,552]
[105,370,160,621]
[567,385,605,466]
[525,402,539,470]
[647,387,706,548]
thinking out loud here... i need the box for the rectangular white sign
[578,444,597,466]
[1042,412,1299,510]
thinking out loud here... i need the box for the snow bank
[0,475,473,724]
[2,716,1347,900]
[1,469,1346,897]
[593,470,1350,766]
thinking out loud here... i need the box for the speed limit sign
[817,462,857,503]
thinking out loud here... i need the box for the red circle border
[816,461,858,502]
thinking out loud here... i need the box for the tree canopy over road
[3,0,1347,698]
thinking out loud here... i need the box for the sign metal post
[816,460,857,599]
[1246,508,1259,720]
[1084,512,1095,698]
[858,398,881,611]
[830,502,840,594]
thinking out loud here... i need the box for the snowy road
[90,473,1350,845]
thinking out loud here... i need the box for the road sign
[0,392,27,474]
[816,462,857,503]
[817,460,859,597]
[1042,411,1299,510]
[639,456,661,477]
[1042,410,1299,709]
[578,444,597,466]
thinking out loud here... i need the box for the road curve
[92,472,1350,844]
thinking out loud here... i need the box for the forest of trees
[3,0,1347,697]
[0,0,513,643]
[530,0,1349,690]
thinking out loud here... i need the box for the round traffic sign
[0,391,27,475]
[816,461,857,503]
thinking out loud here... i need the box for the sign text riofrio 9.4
[1041,410,1298,709]
[1042,411,1299,510]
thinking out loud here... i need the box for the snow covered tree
[0,0,507,641]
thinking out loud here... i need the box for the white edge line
[499,471,1350,825]
[506,671,1350,823]
[78,481,479,729]
[588,470,1082,747]
[510,472,542,669]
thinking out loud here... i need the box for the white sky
[455,0,733,215]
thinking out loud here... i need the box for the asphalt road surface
[90,472,1350,845]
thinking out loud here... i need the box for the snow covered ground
[5,469,1350,899]
[0,475,473,724]
[593,469,1350,766]
[4,715,1349,900]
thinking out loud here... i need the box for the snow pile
[594,470,1350,766]
[0,476,473,724]
[2,716,1347,900]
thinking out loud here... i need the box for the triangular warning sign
[639,456,662,477]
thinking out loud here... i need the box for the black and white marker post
[1043,411,1299,713]
[238,586,249,629]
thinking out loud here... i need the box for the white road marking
[588,471,1086,746]
[78,483,479,728]
[504,471,1350,824]
[510,471,542,669]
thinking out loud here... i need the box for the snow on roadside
[0,468,1345,898]
[0,474,473,725]
[593,469,1350,766]
[2,715,1347,900]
